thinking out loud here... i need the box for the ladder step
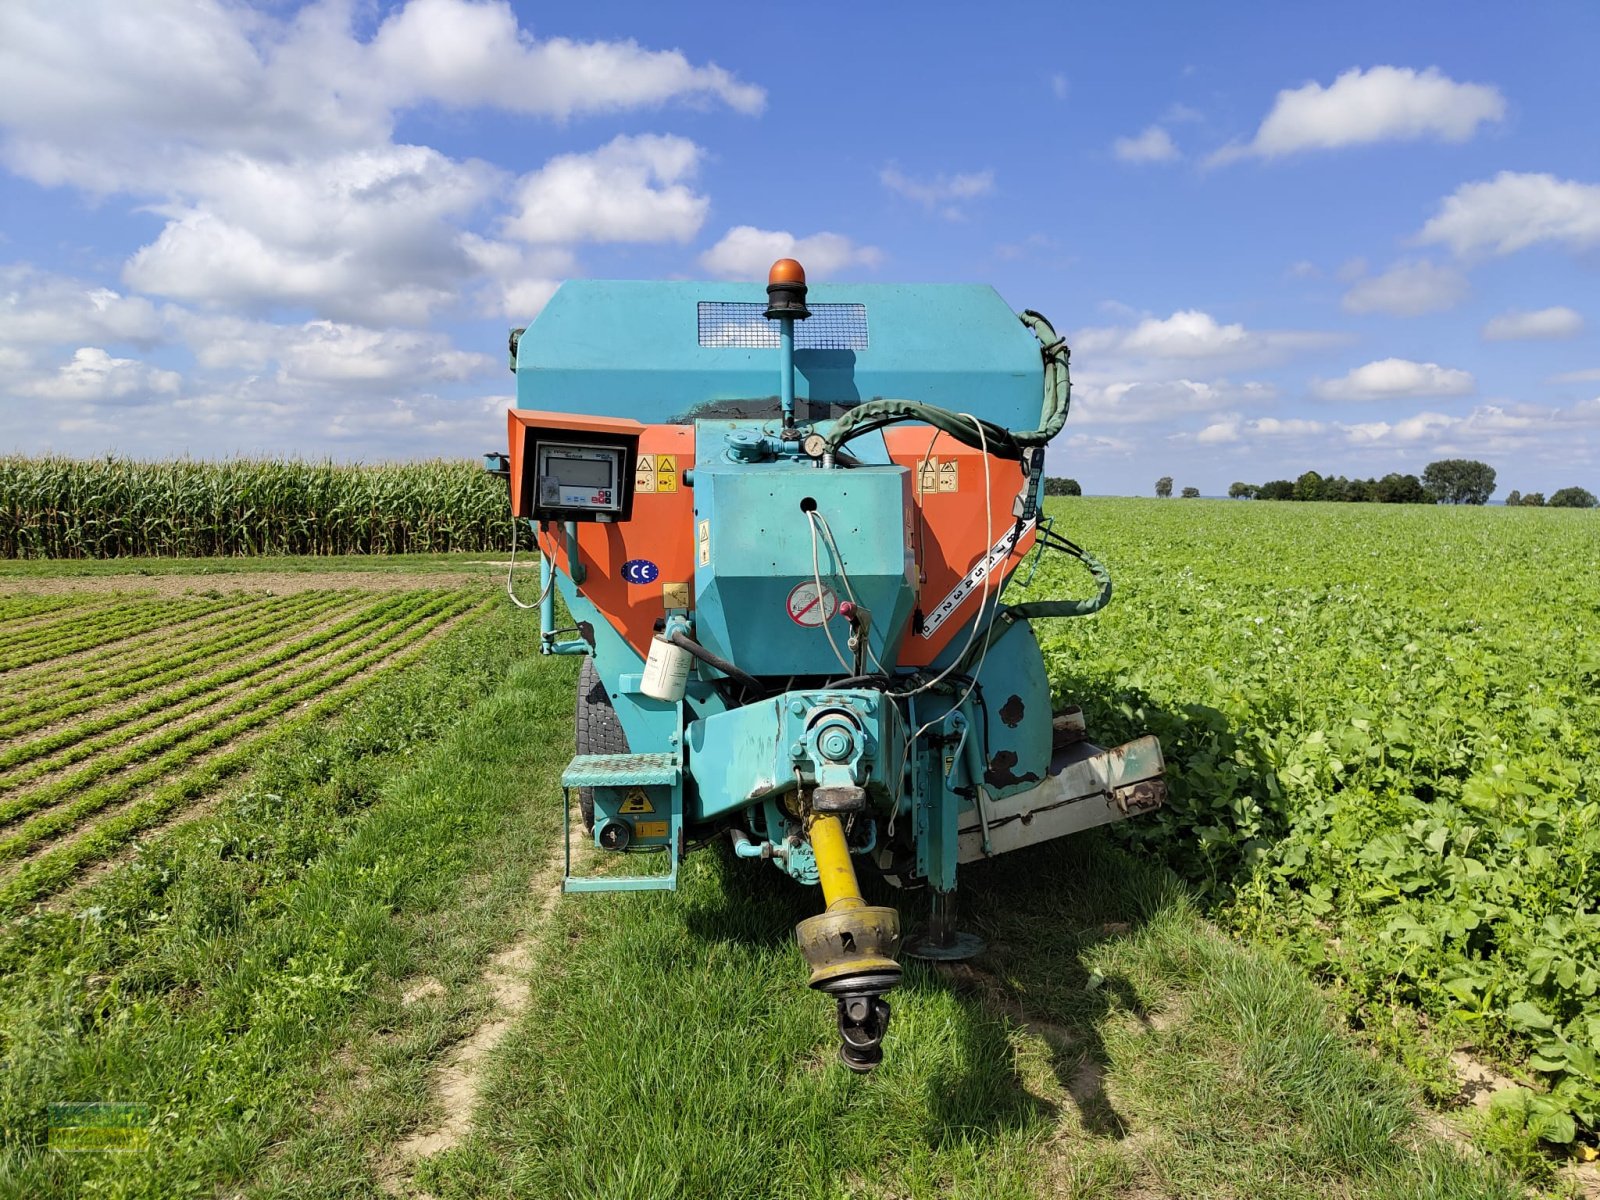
[562,752,679,788]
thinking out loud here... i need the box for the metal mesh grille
[698,302,868,349]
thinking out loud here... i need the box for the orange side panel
[516,417,696,660]
[884,428,1035,667]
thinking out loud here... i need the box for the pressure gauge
[803,433,828,458]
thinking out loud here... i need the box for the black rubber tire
[575,656,628,831]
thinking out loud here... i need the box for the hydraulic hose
[668,631,761,691]
[820,310,1071,458]
[1006,537,1113,620]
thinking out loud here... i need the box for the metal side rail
[561,752,683,892]
[957,735,1166,863]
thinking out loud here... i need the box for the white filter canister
[640,635,692,702]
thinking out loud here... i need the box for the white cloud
[273,321,493,386]
[1418,172,1600,257]
[1341,259,1469,316]
[503,134,707,245]
[1074,310,1337,368]
[167,312,494,387]
[0,2,758,324]
[1551,368,1600,384]
[1113,126,1179,163]
[1338,402,1600,458]
[1210,66,1504,164]
[1073,377,1274,426]
[0,266,163,349]
[699,227,883,279]
[0,0,763,192]
[367,0,764,118]
[879,165,994,218]
[122,145,497,323]
[1314,358,1474,401]
[1482,306,1584,341]
[21,347,181,403]
[1192,414,1328,445]
[1051,74,1069,101]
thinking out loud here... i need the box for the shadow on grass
[683,828,1173,1147]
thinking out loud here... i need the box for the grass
[0,507,1578,1197]
[0,598,567,1198]
[1016,498,1600,1150]
[0,580,494,913]
[392,837,1519,1200]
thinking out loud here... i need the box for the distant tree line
[1506,487,1598,508]
[1044,477,1082,496]
[1227,472,1432,503]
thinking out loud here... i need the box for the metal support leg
[904,888,986,961]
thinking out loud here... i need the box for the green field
[1014,499,1600,1156]
[0,499,1594,1198]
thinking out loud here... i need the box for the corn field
[0,456,514,557]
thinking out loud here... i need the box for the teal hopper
[496,256,1167,1072]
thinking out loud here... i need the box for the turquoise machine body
[502,268,1166,1069]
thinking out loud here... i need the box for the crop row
[0,592,468,838]
[0,594,87,623]
[0,594,120,633]
[0,595,488,911]
[0,593,300,697]
[0,455,514,557]
[0,593,260,672]
[0,592,431,784]
[0,592,355,736]
[0,591,348,718]
[0,596,173,663]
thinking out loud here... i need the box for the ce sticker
[621,559,660,584]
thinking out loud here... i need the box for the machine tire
[575,655,628,832]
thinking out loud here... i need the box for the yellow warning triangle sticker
[618,788,654,814]
[636,454,655,473]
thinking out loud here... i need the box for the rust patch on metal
[998,694,1025,728]
[984,750,1040,789]
[1113,779,1166,814]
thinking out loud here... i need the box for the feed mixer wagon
[492,260,1166,1071]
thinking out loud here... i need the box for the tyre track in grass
[0,592,410,777]
[0,598,494,915]
[378,795,590,1196]
[0,592,355,736]
[0,593,473,846]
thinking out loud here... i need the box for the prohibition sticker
[619,788,654,815]
[785,580,838,627]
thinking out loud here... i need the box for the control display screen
[535,442,625,514]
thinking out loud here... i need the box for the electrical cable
[805,508,855,672]
[887,413,996,699]
[505,517,556,611]
[811,510,890,676]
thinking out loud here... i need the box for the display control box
[535,442,626,518]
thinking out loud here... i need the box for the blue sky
[2,1,1597,497]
